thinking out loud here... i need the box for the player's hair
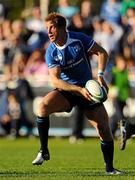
[45,12,66,29]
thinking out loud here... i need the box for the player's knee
[98,124,113,140]
[98,124,106,133]
[37,101,49,117]
[100,124,109,133]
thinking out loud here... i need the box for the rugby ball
[85,80,108,103]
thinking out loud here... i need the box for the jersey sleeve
[45,45,60,68]
[78,33,95,52]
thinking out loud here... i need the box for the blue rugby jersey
[45,31,95,86]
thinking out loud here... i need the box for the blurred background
[0,0,135,142]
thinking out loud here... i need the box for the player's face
[45,21,60,43]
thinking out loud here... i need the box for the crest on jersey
[54,53,63,62]
[70,44,81,59]
[74,44,81,52]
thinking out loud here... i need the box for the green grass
[0,137,135,179]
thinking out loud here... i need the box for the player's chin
[49,38,55,42]
[49,37,55,42]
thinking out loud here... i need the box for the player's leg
[84,104,121,174]
[32,90,71,165]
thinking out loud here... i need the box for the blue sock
[100,140,114,172]
[37,116,50,153]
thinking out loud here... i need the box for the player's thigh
[84,104,108,122]
[84,104,112,140]
[41,90,71,114]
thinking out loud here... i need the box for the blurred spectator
[93,20,123,56]
[11,19,33,53]
[13,78,35,136]
[11,52,27,79]
[7,90,21,137]
[2,19,12,39]
[90,16,104,78]
[80,0,95,36]
[0,19,12,74]
[0,89,21,137]
[92,19,123,82]
[68,13,86,33]
[68,0,95,36]
[24,49,49,87]
[122,11,135,60]
[22,6,49,54]
[57,0,79,26]
[25,30,49,54]
[127,57,135,91]
[12,20,25,39]
[100,0,122,25]
[3,34,22,79]
[92,16,104,44]
[1,51,35,137]
[109,55,130,137]
[101,21,123,55]
[0,19,26,77]
[120,0,135,16]
[11,52,35,132]
[25,6,45,32]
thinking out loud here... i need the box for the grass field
[0,137,135,180]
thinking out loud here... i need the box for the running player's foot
[119,120,127,150]
[106,168,123,175]
[32,150,50,165]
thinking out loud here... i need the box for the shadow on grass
[0,169,135,177]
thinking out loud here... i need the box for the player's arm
[89,42,108,72]
[49,66,91,101]
[88,42,109,91]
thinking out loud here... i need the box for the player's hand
[79,87,92,101]
[98,76,109,93]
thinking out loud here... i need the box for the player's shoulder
[68,31,87,39]
[46,42,56,53]
[47,42,55,49]
[68,31,93,43]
